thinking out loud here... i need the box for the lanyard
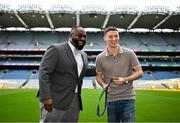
[96,79,113,116]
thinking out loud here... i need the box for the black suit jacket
[38,42,88,110]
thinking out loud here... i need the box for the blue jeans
[107,99,135,123]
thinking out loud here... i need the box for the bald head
[69,26,87,50]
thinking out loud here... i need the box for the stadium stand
[0,1,180,89]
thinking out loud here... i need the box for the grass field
[0,89,180,122]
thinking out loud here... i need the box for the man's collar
[68,41,82,55]
[105,45,123,56]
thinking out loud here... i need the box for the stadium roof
[0,0,180,32]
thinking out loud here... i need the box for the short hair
[70,26,83,36]
[104,26,118,35]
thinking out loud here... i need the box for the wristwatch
[124,77,129,84]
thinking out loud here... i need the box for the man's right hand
[102,83,112,93]
[43,98,53,112]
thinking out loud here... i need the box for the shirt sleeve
[129,50,141,68]
[95,55,103,73]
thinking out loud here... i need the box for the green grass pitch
[0,89,180,122]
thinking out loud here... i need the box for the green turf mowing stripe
[0,89,180,122]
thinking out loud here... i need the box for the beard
[71,38,86,50]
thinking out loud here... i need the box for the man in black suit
[38,26,88,122]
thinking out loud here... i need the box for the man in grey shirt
[96,26,143,122]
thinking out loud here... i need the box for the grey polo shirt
[96,45,140,102]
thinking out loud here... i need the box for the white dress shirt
[68,41,84,92]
